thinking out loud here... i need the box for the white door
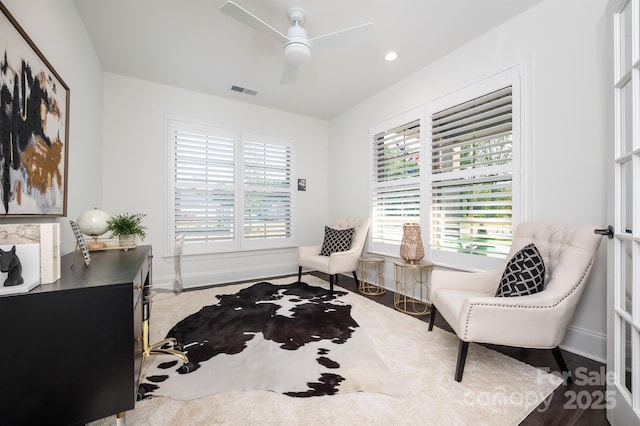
[609,0,640,423]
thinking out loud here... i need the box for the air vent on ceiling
[231,85,258,96]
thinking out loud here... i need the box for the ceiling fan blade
[220,1,288,45]
[280,64,298,85]
[309,23,375,50]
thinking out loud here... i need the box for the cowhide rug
[138,280,400,400]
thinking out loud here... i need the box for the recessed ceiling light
[384,51,398,62]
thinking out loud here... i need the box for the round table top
[359,255,385,263]
[393,259,434,269]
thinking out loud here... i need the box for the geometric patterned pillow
[319,226,355,256]
[495,243,546,297]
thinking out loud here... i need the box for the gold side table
[358,256,386,296]
[393,260,434,315]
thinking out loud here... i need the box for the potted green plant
[106,212,147,249]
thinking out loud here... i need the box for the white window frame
[368,106,425,257]
[426,66,523,271]
[167,118,295,256]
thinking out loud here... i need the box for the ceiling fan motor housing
[284,23,311,65]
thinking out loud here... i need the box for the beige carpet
[91,275,562,425]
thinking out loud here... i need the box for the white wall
[102,73,329,287]
[1,0,104,253]
[328,0,611,361]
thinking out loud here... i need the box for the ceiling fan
[219,1,375,84]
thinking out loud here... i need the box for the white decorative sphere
[77,208,111,236]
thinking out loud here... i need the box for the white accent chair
[297,217,371,292]
[428,222,603,382]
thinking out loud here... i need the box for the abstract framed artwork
[0,2,70,217]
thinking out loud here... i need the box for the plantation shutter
[430,86,513,259]
[169,120,296,255]
[243,138,293,242]
[371,117,421,253]
[172,122,237,249]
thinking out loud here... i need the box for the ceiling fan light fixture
[284,42,311,65]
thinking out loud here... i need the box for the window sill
[364,250,495,273]
[167,245,298,260]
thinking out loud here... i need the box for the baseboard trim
[561,324,606,363]
[156,262,299,290]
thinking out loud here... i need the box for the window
[368,67,522,270]
[168,119,294,255]
[242,133,293,247]
[428,67,521,269]
[369,108,423,256]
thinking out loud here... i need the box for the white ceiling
[74,0,542,119]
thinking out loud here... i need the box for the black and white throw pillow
[319,226,355,256]
[495,243,546,297]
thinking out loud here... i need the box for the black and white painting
[0,3,69,216]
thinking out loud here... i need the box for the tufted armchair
[298,217,371,292]
[428,222,603,382]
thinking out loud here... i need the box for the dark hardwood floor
[305,271,610,426]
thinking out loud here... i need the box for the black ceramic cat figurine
[0,246,24,286]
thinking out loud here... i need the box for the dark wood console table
[0,245,152,425]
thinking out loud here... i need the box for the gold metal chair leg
[149,337,178,350]
[150,347,190,364]
[142,319,189,364]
